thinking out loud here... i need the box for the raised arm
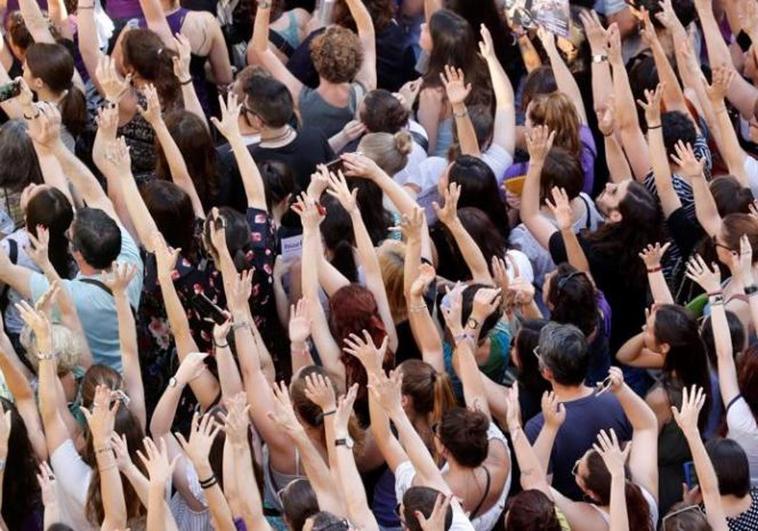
[294,195,345,385]
[672,386,729,531]
[138,0,174,46]
[519,125,559,250]
[594,430,631,531]
[248,1,304,104]
[175,413,236,531]
[76,0,105,88]
[172,34,208,126]
[606,367,658,501]
[211,92,267,211]
[639,84,681,218]
[18,0,56,44]
[537,28,587,124]
[440,66,478,156]
[671,141,721,237]
[545,186,591,274]
[580,10,613,112]
[433,182,492,283]
[268,382,345,516]
[608,25,650,181]
[595,97,633,183]
[344,0,376,90]
[639,243,674,304]
[140,438,180,531]
[478,25,515,156]
[103,263,146,432]
[152,232,220,407]
[211,319,244,400]
[81,385,128,531]
[616,331,665,368]
[331,385,379,531]
[139,85,205,219]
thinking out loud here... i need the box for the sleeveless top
[299,82,365,139]
[273,10,300,50]
[262,444,303,513]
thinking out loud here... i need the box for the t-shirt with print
[249,128,334,192]
[29,223,143,372]
[525,390,632,501]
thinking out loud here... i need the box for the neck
[318,77,348,92]
[260,125,294,144]
[550,383,592,402]
[721,493,753,515]
[238,117,259,137]
[36,86,61,104]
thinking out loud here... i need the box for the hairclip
[556,271,584,291]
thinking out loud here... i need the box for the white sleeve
[505,249,535,284]
[745,156,758,198]
[480,144,514,185]
[50,439,93,507]
[727,396,758,438]
[394,460,417,503]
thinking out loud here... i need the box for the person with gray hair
[524,322,633,501]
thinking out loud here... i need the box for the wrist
[291,340,308,351]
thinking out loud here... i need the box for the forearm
[153,121,204,218]
[138,0,174,46]
[510,427,551,492]
[115,291,146,430]
[647,270,674,304]
[608,471,629,531]
[407,296,444,372]
[193,460,236,531]
[214,344,245,399]
[51,142,111,214]
[691,175,722,237]
[333,432,377,531]
[604,135,632,183]
[453,341,489,416]
[532,424,559,470]
[710,101,748,184]
[682,427,728,527]
[560,227,590,274]
[289,429,342,514]
[180,83,209,129]
[228,136,266,210]
[390,408,447,490]
[444,219,492,283]
[615,385,657,432]
[34,145,73,204]
[76,0,103,92]
[147,482,179,531]
[42,499,60,531]
[19,0,56,43]
[122,463,151,507]
[649,38,688,114]
[711,301,740,406]
[232,442,271,531]
[451,103,480,156]
[649,129,681,216]
[589,57,613,111]
[697,3,734,70]
[149,384,184,437]
[545,48,586,123]
[251,2,271,52]
[95,447,128,530]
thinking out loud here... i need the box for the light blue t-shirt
[28,224,143,372]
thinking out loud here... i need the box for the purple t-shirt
[504,124,597,195]
[105,0,143,21]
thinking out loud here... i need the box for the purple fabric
[105,0,143,21]
[504,124,597,195]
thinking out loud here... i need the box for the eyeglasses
[595,375,613,396]
[533,345,544,368]
[661,505,706,529]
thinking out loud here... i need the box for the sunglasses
[711,235,733,252]
[556,271,584,291]
[571,460,580,476]
[595,375,613,396]
[661,504,705,529]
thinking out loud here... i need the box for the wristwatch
[592,54,608,63]
[168,377,178,388]
[466,317,480,330]
[335,436,354,449]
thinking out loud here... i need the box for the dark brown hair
[505,489,562,531]
[437,407,489,468]
[399,359,456,426]
[121,29,180,106]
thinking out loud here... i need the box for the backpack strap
[80,277,137,317]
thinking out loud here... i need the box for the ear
[400,394,410,410]
[540,366,554,382]
[658,342,671,356]
[608,209,623,223]
[32,77,44,91]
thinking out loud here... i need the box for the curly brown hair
[310,26,363,84]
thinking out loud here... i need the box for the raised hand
[103,261,137,295]
[343,330,388,377]
[303,372,337,413]
[25,225,51,270]
[638,242,671,270]
[33,280,60,320]
[368,369,403,414]
[504,385,522,433]
[172,33,192,82]
[637,83,664,127]
[222,392,250,446]
[95,54,132,103]
[137,84,162,125]
[398,206,425,244]
[432,182,461,226]
[340,152,384,181]
[340,120,367,143]
[326,170,358,214]
[151,231,181,280]
[639,7,658,47]
[508,276,535,307]
[267,381,304,435]
[213,318,232,347]
[606,366,625,394]
[440,65,471,106]
[671,385,706,436]
[175,411,223,466]
[289,297,312,344]
[593,428,630,478]
[16,299,53,352]
[704,65,735,104]
[26,102,62,147]
[595,95,616,137]
[95,102,120,142]
[229,269,253,315]
[728,235,754,286]
[470,287,502,324]
[111,432,133,472]
[395,78,422,112]
[541,391,567,430]
[578,10,608,54]
[525,125,555,164]
[440,283,465,337]
[80,384,119,444]
[14,76,34,112]
[307,164,331,199]
[415,493,452,531]
[210,92,242,141]
[174,351,208,386]
[670,140,705,178]
[208,208,229,258]
[290,193,325,231]
[606,23,623,65]
[102,136,132,176]
[545,186,573,231]
[684,254,722,294]
[655,0,678,29]
[491,256,510,295]
[138,436,179,485]
[334,383,359,433]
[409,263,436,298]
[36,462,58,507]
[536,26,557,54]
[478,23,496,60]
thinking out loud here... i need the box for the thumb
[414,511,427,526]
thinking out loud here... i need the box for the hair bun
[393,131,413,156]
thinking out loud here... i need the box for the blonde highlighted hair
[527,92,581,157]
[358,131,413,176]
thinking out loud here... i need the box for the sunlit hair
[358,131,413,176]
[378,240,406,322]
[21,323,82,375]
[527,92,581,157]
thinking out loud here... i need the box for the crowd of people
[0,0,756,529]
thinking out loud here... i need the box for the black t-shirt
[548,231,647,355]
[666,207,705,261]
[249,128,335,191]
[286,23,417,92]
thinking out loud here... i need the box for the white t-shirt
[727,396,758,487]
[480,144,514,185]
[745,155,758,199]
[49,439,96,531]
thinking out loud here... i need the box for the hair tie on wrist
[647,124,662,130]
[647,266,662,273]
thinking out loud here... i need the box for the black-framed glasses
[711,235,733,252]
[571,460,580,476]
[533,345,544,367]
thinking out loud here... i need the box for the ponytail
[431,371,456,426]
[59,85,87,137]
[154,47,181,107]
[122,29,181,108]
[624,481,653,531]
